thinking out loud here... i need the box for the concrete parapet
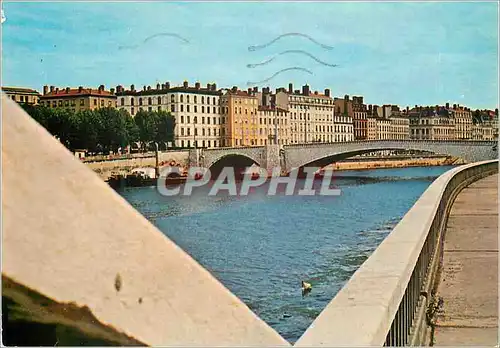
[295,159,498,346]
[1,96,289,346]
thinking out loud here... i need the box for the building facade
[451,104,473,140]
[333,104,354,142]
[408,106,455,140]
[116,81,224,148]
[220,87,259,147]
[40,85,117,112]
[2,86,40,105]
[282,84,336,144]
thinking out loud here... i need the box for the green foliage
[21,105,176,153]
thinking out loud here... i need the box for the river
[118,165,455,343]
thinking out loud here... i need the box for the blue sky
[2,1,498,109]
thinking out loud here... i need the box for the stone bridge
[193,140,498,173]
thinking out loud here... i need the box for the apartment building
[2,86,40,105]
[276,84,335,144]
[367,116,377,140]
[408,106,455,140]
[116,81,224,148]
[39,85,117,112]
[366,105,409,140]
[333,102,354,142]
[220,87,259,147]
[451,104,473,140]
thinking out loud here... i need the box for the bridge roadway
[433,174,498,345]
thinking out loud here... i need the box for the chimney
[232,86,237,93]
[253,86,258,93]
[65,87,70,94]
[302,84,310,96]
[212,83,217,91]
[55,88,59,94]
[247,88,252,95]
[43,85,48,95]
[50,86,55,93]
[207,83,211,89]
[324,88,330,97]
[156,83,160,90]
[161,84,165,90]
[98,85,104,92]
[143,86,146,91]
[369,105,373,112]
[183,81,188,88]
[453,104,457,109]
[147,86,151,91]
[314,91,318,95]
[288,83,293,93]
[130,84,135,91]
[344,94,349,101]
[406,106,409,112]
[165,82,170,89]
[116,85,122,93]
[383,107,387,118]
[446,102,450,109]
[294,89,300,94]
[110,88,115,95]
[195,82,200,89]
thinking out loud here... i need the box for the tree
[96,107,128,152]
[154,110,176,149]
[134,110,157,151]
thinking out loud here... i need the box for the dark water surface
[119,165,455,343]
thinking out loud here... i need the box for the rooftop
[2,86,40,95]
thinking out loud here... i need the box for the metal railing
[385,159,498,346]
[295,159,498,347]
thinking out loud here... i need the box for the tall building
[2,86,40,105]
[283,84,335,144]
[450,104,473,140]
[256,87,291,145]
[116,81,224,148]
[39,85,116,112]
[408,105,455,140]
[220,87,259,147]
[333,102,354,142]
[367,105,409,140]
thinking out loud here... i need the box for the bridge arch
[283,140,498,173]
[206,153,261,179]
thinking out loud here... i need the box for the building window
[187,105,190,112]
[194,116,197,124]
[194,96,197,103]
[59,100,63,106]
[202,96,205,104]
[148,107,152,112]
[139,98,143,106]
[207,117,210,124]
[187,95,190,103]
[181,128,185,136]
[148,97,152,105]
[194,106,197,113]
[187,116,190,123]
[100,100,104,107]
[181,116,184,123]
[207,97,210,105]
[53,101,57,107]
[180,95,184,102]
[213,107,216,114]
[181,105,184,112]
[131,98,135,106]
[108,101,112,106]
[65,100,69,106]
[11,95,16,101]
[171,104,175,112]
[171,95,175,102]
[202,106,205,113]
[157,97,161,104]
[158,106,161,111]
[121,98,125,106]
[93,99,97,106]
[131,107,135,115]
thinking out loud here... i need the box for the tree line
[21,104,176,153]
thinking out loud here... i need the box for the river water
[118,165,455,343]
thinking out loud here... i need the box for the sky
[1,1,498,109]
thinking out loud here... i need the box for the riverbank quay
[432,174,498,345]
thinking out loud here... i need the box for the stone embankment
[331,156,464,171]
[84,151,189,180]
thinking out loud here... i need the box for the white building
[116,81,224,148]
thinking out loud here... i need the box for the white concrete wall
[2,96,289,346]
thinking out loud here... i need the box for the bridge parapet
[295,159,498,347]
